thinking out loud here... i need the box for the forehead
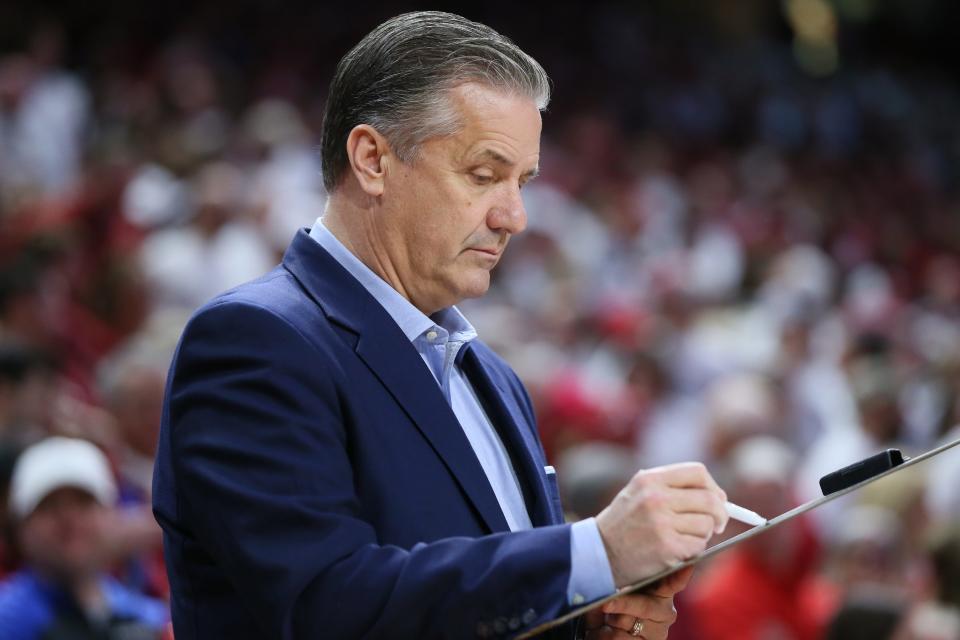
[33,486,99,512]
[441,83,542,165]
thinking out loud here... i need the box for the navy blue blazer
[153,230,579,639]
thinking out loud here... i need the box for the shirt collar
[308,218,477,345]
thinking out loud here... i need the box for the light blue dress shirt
[309,218,615,605]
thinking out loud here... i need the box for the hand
[595,463,727,587]
[583,567,694,639]
[100,505,164,563]
[51,394,121,452]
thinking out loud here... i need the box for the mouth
[469,247,501,257]
[466,247,504,264]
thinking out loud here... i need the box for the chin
[453,273,492,303]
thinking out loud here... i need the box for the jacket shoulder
[192,266,323,330]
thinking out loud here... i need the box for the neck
[35,565,104,611]
[323,193,439,314]
[71,572,107,615]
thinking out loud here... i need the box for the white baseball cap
[8,437,118,520]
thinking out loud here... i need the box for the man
[153,11,729,639]
[0,437,168,639]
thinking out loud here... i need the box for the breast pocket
[544,466,564,523]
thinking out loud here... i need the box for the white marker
[724,502,767,527]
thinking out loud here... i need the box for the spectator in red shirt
[686,436,833,640]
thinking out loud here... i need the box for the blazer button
[522,609,537,624]
[476,621,491,638]
[508,617,521,630]
[493,617,508,634]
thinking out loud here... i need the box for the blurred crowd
[2,4,960,639]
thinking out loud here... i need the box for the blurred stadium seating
[2,2,960,638]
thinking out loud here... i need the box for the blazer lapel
[281,230,510,534]
[459,344,556,527]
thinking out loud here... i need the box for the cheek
[398,175,489,265]
[445,198,483,246]
[19,518,56,553]
[81,510,108,537]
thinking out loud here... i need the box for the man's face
[19,487,108,579]
[377,83,542,314]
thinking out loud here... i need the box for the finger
[605,613,637,631]
[664,487,724,515]
[667,487,730,533]
[640,618,671,640]
[586,625,646,640]
[656,462,721,494]
[674,512,716,539]
[650,566,695,596]
[590,618,671,640]
[605,612,674,631]
[602,597,652,619]
[602,594,678,622]
[675,532,711,558]
[666,487,728,531]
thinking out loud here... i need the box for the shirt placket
[424,327,451,401]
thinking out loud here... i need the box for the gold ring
[630,618,645,637]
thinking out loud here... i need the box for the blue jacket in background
[0,569,168,639]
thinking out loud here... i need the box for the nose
[488,184,527,236]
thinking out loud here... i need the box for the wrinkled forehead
[443,83,543,165]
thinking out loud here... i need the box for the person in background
[888,525,960,640]
[97,347,169,600]
[0,342,57,448]
[798,355,907,542]
[0,437,168,639]
[0,444,20,578]
[822,505,911,640]
[687,436,831,640]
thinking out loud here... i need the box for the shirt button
[572,593,585,605]
[426,330,438,341]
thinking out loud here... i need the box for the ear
[345,124,390,197]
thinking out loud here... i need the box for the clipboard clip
[819,448,906,496]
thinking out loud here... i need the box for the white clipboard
[517,436,960,638]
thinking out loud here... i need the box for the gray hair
[320,11,550,192]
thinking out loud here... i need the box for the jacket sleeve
[163,299,573,639]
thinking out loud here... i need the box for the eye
[470,172,494,186]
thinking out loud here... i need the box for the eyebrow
[477,149,539,179]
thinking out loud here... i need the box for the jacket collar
[459,343,558,527]
[282,229,513,533]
